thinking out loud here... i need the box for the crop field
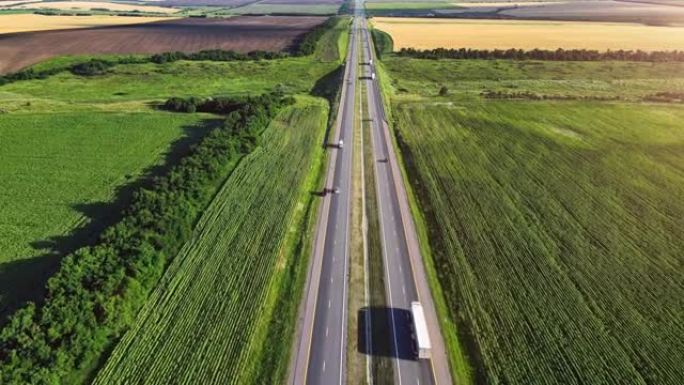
[91,100,327,385]
[6,1,179,13]
[372,17,684,51]
[0,16,325,74]
[381,57,684,384]
[0,13,174,35]
[0,109,210,318]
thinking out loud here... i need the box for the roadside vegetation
[0,15,349,384]
[377,48,684,385]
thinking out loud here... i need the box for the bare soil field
[0,16,324,74]
[8,1,179,13]
[373,17,684,51]
[0,14,175,34]
[499,0,684,23]
[0,0,41,6]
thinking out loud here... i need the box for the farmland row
[91,101,328,385]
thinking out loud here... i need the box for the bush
[295,16,340,56]
[70,60,114,76]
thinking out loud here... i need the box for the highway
[290,3,453,384]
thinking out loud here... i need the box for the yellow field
[9,1,178,13]
[0,14,177,34]
[373,17,684,51]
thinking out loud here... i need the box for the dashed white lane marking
[323,360,326,372]
[326,327,329,337]
[402,286,406,295]
[328,300,331,309]
[331,277,334,283]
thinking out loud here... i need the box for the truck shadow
[358,306,418,361]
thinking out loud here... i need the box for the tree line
[0,93,293,385]
[295,16,341,56]
[396,47,684,62]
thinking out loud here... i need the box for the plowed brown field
[0,16,324,73]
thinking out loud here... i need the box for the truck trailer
[411,301,431,359]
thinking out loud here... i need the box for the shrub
[70,60,114,76]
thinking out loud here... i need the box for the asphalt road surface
[290,12,360,385]
[290,4,453,384]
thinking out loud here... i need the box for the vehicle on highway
[411,301,432,359]
[371,72,376,80]
[339,139,344,149]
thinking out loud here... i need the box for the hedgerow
[396,47,684,62]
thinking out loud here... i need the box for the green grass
[382,57,684,100]
[366,1,458,10]
[382,57,684,385]
[2,58,338,105]
[228,3,341,15]
[90,99,328,385]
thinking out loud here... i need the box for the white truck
[338,139,344,149]
[411,301,431,359]
[371,72,376,80]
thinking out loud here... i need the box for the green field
[0,107,212,315]
[364,0,459,15]
[229,3,341,15]
[381,58,684,384]
[91,100,327,385]
[0,14,349,384]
